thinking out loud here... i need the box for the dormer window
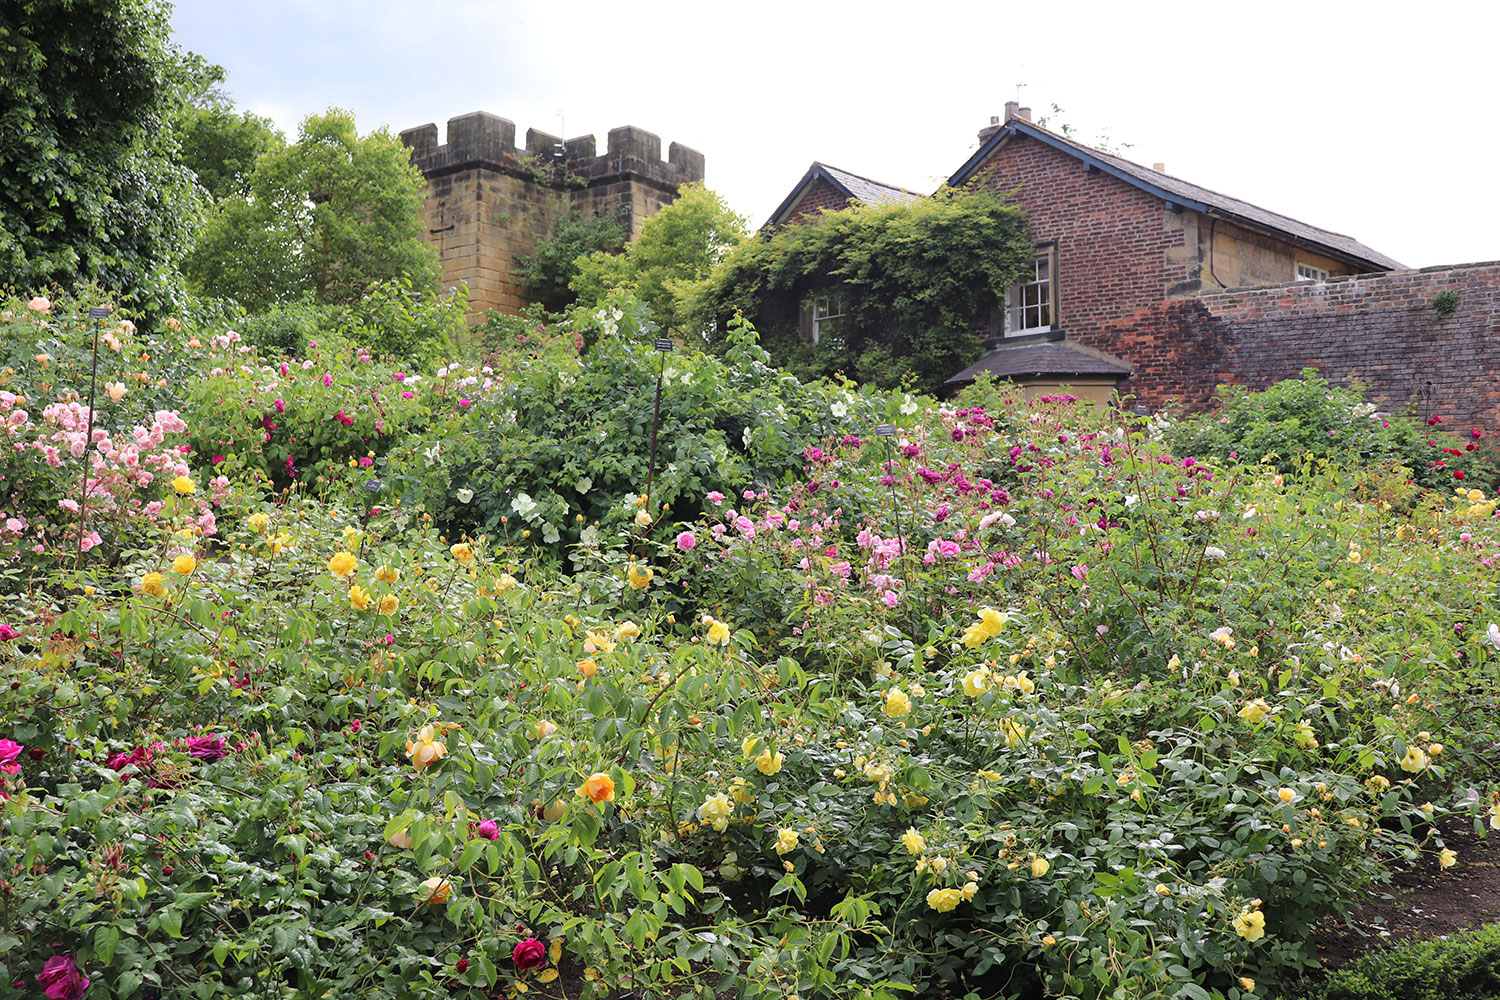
[1295,262,1329,282]
[1003,251,1056,336]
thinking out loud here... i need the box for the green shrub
[1288,922,1500,1000]
[234,298,343,356]
[1163,368,1500,492]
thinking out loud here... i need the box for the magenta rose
[512,937,546,971]
[37,954,89,1000]
[476,819,499,840]
[0,623,17,640]
[184,735,228,762]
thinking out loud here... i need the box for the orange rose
[575,771,616,804]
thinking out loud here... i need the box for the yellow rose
[247,512,270,534]
[774,827,799,854]
[1232,906,1266,942]
[418,876,453,904]
[1014,671,1035,695]
[577,658,597,679]
[883,687,912,719]
[1237,699,1270,725]
[171,476,195,495]
[386,829,414,849]
[406,736,447,771]
[1400,746,1429,773]
[449,542,474,564]
[705,617,731,645]
[613,620,641,642]
[754,748,784,776]
[375,564,400,584]
[961,669,990,698]
[698,792,733,832]
[576,772,616,804]
[378,594,399,615]
[960,880,979,901]
[901,828,926,855]
[1155,884,1171,896]
[495,573,517,591]
[541,799,567,822]
[926,888,962,912]
[1293,721,1319,748]
[1239,977,1256,994]
[1278,788,1296,803]
[327,551,357,579]
[171,554,196,575]
[862,760,891,784]
[1439,847,1458,869]
[349,585,372,611]
[534,719,558,740]
[1030,856,1050,877]
[140,571,166,597]
[729,776,754,804]
[626,563,653,590]
[978,607,1008,638]
[960,623,988,648]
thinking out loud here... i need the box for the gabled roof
[763,162,926,229]
[945,341,1133,386]
[948,120,1406,273]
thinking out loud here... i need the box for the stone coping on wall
[1201,259,1500,300]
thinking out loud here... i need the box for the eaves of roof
[763,162,925,230]
[945,341,1134,386]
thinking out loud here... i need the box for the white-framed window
[1003,252,1055,336]
[1295,262,1329,282]
[811,295,846,346]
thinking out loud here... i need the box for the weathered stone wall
[399,113,704,316]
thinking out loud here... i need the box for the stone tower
[399,112,705,316]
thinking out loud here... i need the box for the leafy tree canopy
[519,209,626,314]
[695,186,1035,394]
[172,55,283,202]
[0,0,206,312]
[183,109,439,312]
[571,182,746,334]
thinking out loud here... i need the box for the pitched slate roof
[945,341,1133,386]
[763,162,926,229]
[949,120,1406,273]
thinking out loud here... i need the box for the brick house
[942,103,1406,403]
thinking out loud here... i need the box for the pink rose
[476,819,499,840]
[0,624,16,640]
[0,738,23,774]
[675,531,697,551]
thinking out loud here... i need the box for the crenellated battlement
[397,112,706,318]
[399,112,704,191]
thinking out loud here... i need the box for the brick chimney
[978,115,1003,144]
[1004,100,1020,121]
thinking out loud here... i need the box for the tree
[183,109,439,312]
[570,182,746,333]
[0,0,205,312]
[698,187,1035,394]
[172,56,282,202]
[519,210,626,313]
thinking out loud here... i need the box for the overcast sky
[170,1,1499,270]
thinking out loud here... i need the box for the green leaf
[94,923,119,965]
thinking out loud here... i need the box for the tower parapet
[398,113,705,317]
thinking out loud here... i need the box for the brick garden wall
[1123,262,1500,427]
